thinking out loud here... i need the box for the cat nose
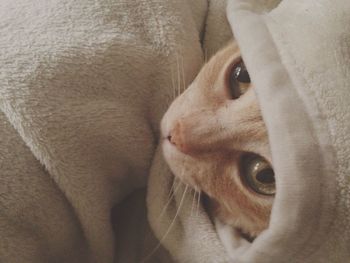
[167,122,191,154]
[167,134,179,147]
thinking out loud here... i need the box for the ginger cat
[161,41,274,241]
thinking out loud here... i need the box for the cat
[160,41,275,241]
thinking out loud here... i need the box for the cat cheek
[162,139,176,161]
[162,139,187,169]
[162,141,198,187]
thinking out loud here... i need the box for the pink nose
[167,133,182,148]
[167,123,191,154]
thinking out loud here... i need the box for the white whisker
[176,52,181,97]
[171,64,176,100]
[157,179,182,221]
[158,159,186,221]
[180,54,186,94]
[167,177,177,199]
[141,184,189,262]
[191,190,197,217]
[196,191,201,216]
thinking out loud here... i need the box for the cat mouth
[162,136,188,159]
[235,227,256,243]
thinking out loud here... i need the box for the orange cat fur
[161,41,274,239]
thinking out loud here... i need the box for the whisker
[180,53,186,94]
[160,184,189,241]
[204,47,208,63]
[167,177,177,199]
[176,52,181,97]
[141,184,189,262]
[196,191,201,216]
[158,155,187,221]
[190,190,197,217]
[171,64,176,100]
[157,179,182,222]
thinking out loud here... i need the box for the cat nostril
[168,133,180,147]
[167,124,191,154]
[167,135,175,144]
[168,122,187,151]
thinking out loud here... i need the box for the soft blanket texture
[225,0,350,262]
[2,0,349,263]
[0,0,231,262]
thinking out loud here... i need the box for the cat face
[161,41,274,239]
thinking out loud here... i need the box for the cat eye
[228,59,251,99]
[241,155,275,196]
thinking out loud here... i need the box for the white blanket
[225,0,350,262]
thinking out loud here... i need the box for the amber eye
[241,154,275,196]
[229,59,251,99]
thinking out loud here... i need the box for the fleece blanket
[227,0,350,262]
[1,0,349,263]
[0,0,234,262]
[149,0,350,263]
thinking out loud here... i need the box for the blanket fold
[225,0,350,262]
[0,0,207,262]
[1,0,349,262]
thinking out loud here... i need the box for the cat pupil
[233,61,250,83]
[256,168,275,184]
[229,60,251,99]
[240,154,275,196]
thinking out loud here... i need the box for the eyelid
[224,56,243,99]
[224,56,243,89]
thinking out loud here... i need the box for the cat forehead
[199,41,240,87]
[209,41,240,71]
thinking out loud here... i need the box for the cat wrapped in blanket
[161,41,274,242]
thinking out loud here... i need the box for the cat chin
[217,210,266,240]
[162,139,201,190]
[162,138,181,166]
[206,196,263,240]
[235,227,256,242]
[215,218,255,259]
